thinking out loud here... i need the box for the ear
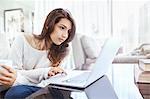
[46,26,48,29]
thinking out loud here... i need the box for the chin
[54,42,62,45]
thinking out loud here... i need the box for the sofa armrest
[113,55,147,64]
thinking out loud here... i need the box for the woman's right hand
[48,66,65,77]
[0,65,17,86]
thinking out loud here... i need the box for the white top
[9,34,68,87]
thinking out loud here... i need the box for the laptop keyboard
[62,72,90,83]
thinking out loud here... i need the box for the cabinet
[137,71,150,99]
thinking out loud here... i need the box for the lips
[59,38,65,42]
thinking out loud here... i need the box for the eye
[59,26,65,30]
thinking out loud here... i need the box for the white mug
[0,59,12,69]
[0,59,12,85]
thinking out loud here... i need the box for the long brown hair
[34,8,76,67]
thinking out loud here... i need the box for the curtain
[33,0,111,37]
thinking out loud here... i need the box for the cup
[0,59,12,68]
[0,59,12,85]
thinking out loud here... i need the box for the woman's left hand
[0,65,17,86]
[48,66,65,77]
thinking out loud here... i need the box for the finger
[0,74,16,86]
[52,69,62,74]
[51,67,59,74]
[48,71,55,77]
[50,67,64,75]
[57,67,65,73]
[0,70,13,78]
[1,65,14,73]
[49,73,55,76]
[0,76,12,82]
[0,80,7,85]
[0,80,11,86]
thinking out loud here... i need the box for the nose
[62,32,68,39]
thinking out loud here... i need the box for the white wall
[0,0,34,33]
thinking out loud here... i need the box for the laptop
[41,38,120,89]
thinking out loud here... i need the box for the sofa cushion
[82,58,96,70]
[72,34,85,70]
[112,55,147,64]
[81,35,106,59]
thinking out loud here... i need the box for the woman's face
[50,18,71,45]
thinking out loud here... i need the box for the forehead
[57,18,71,29]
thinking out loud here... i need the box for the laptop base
[50,75,118,99]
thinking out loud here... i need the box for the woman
[0,8,76,99]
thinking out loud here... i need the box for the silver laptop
[49,38,120,88]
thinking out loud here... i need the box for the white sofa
[72,33,107,70]
[71,33,150,70]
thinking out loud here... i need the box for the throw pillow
[81,35,106,59]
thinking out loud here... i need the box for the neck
[32,34,53,50]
